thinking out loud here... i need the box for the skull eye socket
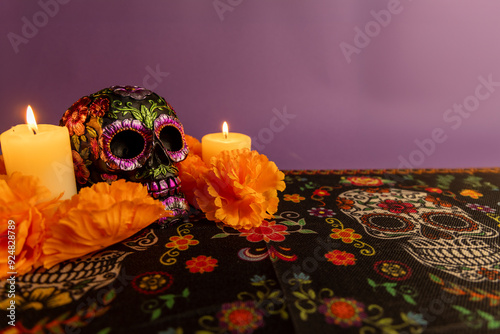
[110,130,146,159]
[154,114,188,162]
[102,119,153,171]
[421,212,478,232]
[361,213,415,233]
[158,125,183,152]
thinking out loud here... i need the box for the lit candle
[0,106,77,199]
[202,122,251,163]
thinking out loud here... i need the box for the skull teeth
[145,177,181,199]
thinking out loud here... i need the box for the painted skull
[60,85,189,226]
[338,188,500,282]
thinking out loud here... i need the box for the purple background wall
[1,0,499,170]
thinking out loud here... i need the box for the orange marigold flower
[165,234,199,251]
[0,173,60,279]
[185,135,202,157]
[0,155,6,175]
[178,154,208,208]
[42,180,167,268]
[195,149,286,230]
[460,189,483,199]
[186,255,218,273]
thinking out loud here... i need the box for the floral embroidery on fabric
[313,189,331,197]
[283,194,305,203]
[325,250,356,266]
[0,288,118,333]
[239,220,289,243]
[308,207,335,217]
[367,278,418,305]
[213,212,315,262]
[326,218,375,256]
[0,287,72,311]
[466,203,496,213]
[217,301,265,334]
[186,255,218,274]
[330,228,362,243]
[336,197,354,210]
[132,272,173,295]
[318,297,366,327]
[161,223,198,266]
[198,275,287,333]
[340,176,394,187]
[141,288,190,321]
[373,260,412,281]
[424,195,452,208]
[424,187,443,193]
[378,199,417,214]
[429,273,500,306]
[460,189,483,199]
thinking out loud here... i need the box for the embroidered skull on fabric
[60,85,189,226]
[338,188,500,282]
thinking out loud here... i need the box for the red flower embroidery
[186,255,218,274]
[313,189,331,197]
[330,228,362,243]
[165,234,199,251]
[217,301,264,333]
[378,199,417,214]
[239,220,289,243]
[61,96,90,136]
[425,187,443,194]
[325,250,356,266]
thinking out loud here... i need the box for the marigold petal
[41,181,166,268]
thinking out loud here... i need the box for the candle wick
[223,132,228,139]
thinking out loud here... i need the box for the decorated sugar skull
[60,86,189,226]
[338,187,500,282]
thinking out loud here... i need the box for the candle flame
[222,121,228,139]
[26,105,38,135]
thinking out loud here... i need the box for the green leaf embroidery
[211,233,229,239]
[151,308,162,321]
[402,294,416,305]
[298,229,317,234]
[452,305,471,315]
[429,273,444,285]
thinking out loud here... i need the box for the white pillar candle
[0,106,77,199]
[202,122,251,163]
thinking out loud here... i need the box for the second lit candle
[201,122,251,163]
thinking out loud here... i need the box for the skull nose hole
[110,130,146,159]
[151,143,171,167]
[159,126,183,151]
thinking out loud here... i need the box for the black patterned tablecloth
[2,169,500,333]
